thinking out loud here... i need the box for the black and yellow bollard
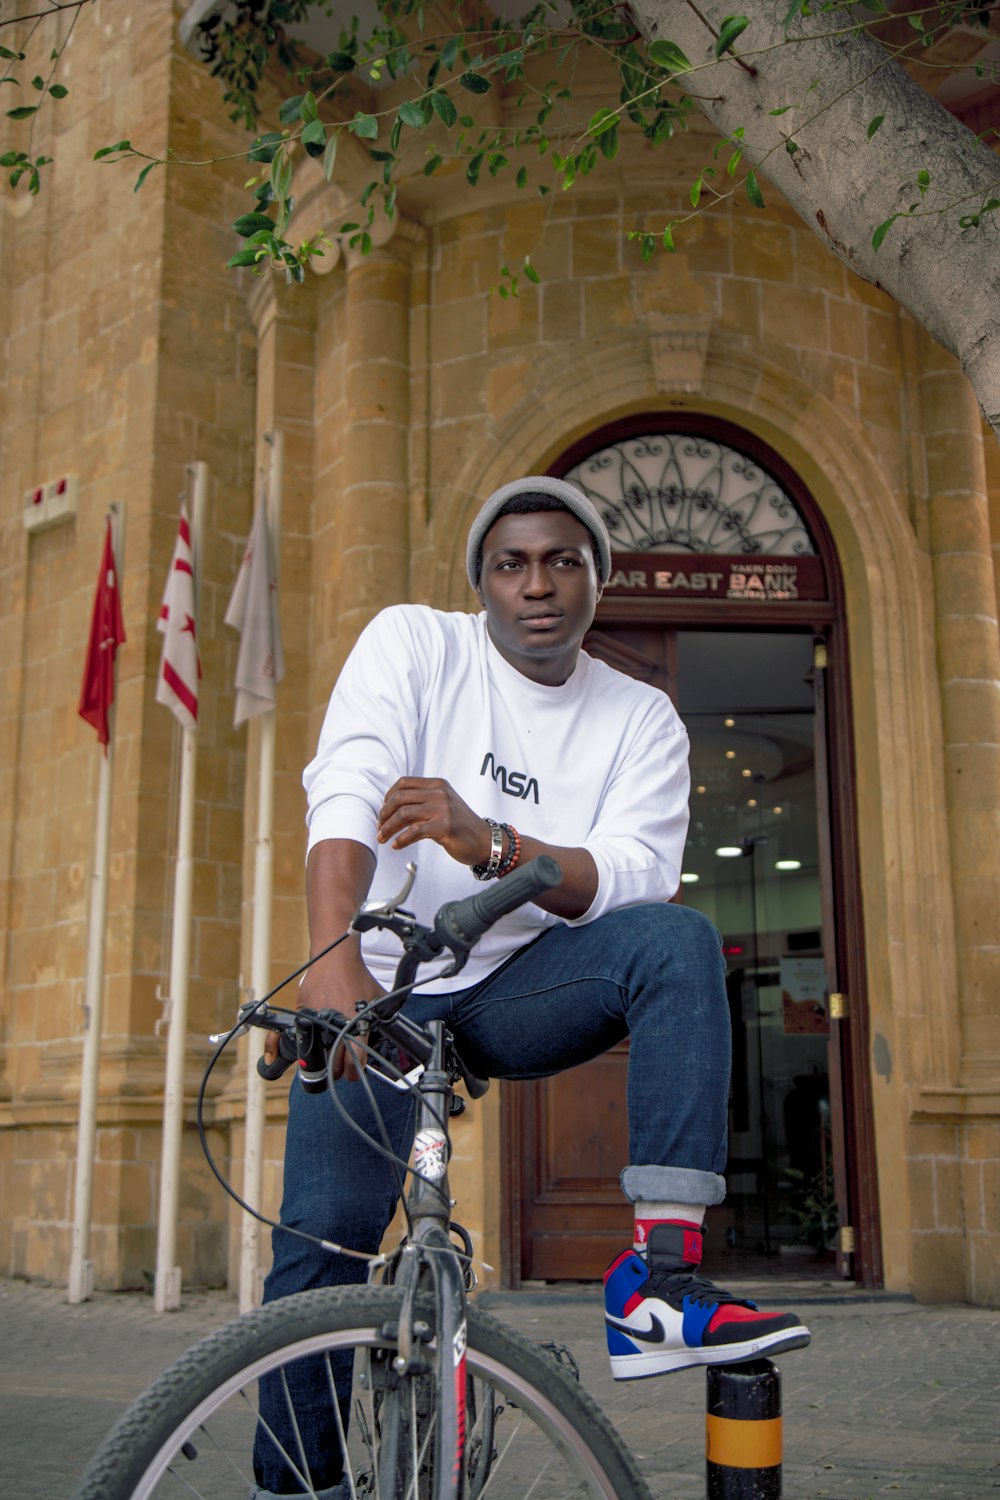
[706,1360,782,1498]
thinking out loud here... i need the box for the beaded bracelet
[471,818,504,881]
[497,823,521,877]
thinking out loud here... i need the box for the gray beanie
[466,476,613,589]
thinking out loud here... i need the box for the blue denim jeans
[252,902,729,1495]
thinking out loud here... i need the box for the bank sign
[603,553,827,602]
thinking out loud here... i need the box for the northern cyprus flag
[156,502,200,730]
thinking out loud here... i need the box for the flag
[78,515,126,752]
[156,502,200,730]
[225,497,285,726]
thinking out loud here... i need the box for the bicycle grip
[257,1028,297,1081]
[434,855,563,951]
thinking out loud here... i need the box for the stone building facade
[1,0,998,1305]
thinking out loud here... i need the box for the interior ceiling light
[772,805,783,814]
[716,846,744,858]
[680,872,700,884]
[741,768,752,778]
[696,784,707,794]
[775,859,801,871]
[747,798,757,808]
[725,750,736,760]
[724,717,735,727]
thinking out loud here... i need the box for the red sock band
[634,1218,704,1264]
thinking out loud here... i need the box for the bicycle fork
[378,1020,469,1500]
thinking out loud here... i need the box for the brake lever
[352,862,418,932]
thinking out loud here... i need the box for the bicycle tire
[72,1285,654,1500]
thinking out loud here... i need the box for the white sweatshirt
[304,605,690,992]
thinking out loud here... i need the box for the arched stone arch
[432,329,957,1291]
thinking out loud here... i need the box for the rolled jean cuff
[620,1165,726,1206]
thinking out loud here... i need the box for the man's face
[476,509,603,685]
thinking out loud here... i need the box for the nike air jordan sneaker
[604,1222,811,1379]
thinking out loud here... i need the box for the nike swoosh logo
[605,1312,666,1344]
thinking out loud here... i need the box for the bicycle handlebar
[250,856,564,1097]
[432,854,563,955]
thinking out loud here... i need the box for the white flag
[156,502,200,731]
[225,497,285,726]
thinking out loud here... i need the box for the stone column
[330,224,419,673]
[219,273,318,1290]
[916,331,1000,1084]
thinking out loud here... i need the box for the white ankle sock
[633,1201,705,1254]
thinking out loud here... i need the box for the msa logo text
[480,752,540,804]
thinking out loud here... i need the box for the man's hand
[377,777,492,866]
[262,945,385,1083]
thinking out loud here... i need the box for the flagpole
[69,504,125,1305]
[154,462,207,1313]
[239,428,283,1313]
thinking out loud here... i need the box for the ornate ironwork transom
[562,433,817,556]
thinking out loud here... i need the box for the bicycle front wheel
[72,1285,653,1500]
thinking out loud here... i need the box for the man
[254,476,809,1498]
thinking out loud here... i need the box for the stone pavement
[1,1272,997,1499]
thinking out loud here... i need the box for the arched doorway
[502,416,881,1288]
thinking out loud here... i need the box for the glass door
[677,630,844,1278]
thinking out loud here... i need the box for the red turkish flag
[78,516,126,752]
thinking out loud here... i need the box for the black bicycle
[74,855,653,1500]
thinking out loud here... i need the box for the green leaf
[0,46,27,60]
[0,150,23,166]
[690,174,703,208]
[523,261,540,284]
[871,213,900,250]
[467,151,483,185]
[227,247,265,269]
[599,123,619,161]
[398,99,428,128]
[9,165,25,188]
[133,161,157,193]
[323,130,338,181]
[727,148,742,177]
[785,139,798,155]
[662,222,677,252]
[781,0,803,26]
[441,36,459,69]
[769,105,791,116]
[360,231,372,255]
[715,16,750,58]
[588,107,618,138]
[459,71,492,93]
[326,52,357,73]
[745,170,765,208]
[301,92,319,124]
[0,79,20,87]
[279,95,305,124]
[867,114,884,140]
[302,119,326,147]
[641,233,656,263]
[516,165,528,189]
[647,40,692,74]
[6,105,39,120]
[917,168,930,196]
[31,75,45,91]
[93,139,132,160]
[430,90,457,127]
[248,132,282,163]
[48,83,68,99]
[424,152,442,176]
[350,112,378,140]
[232,211,276,238]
